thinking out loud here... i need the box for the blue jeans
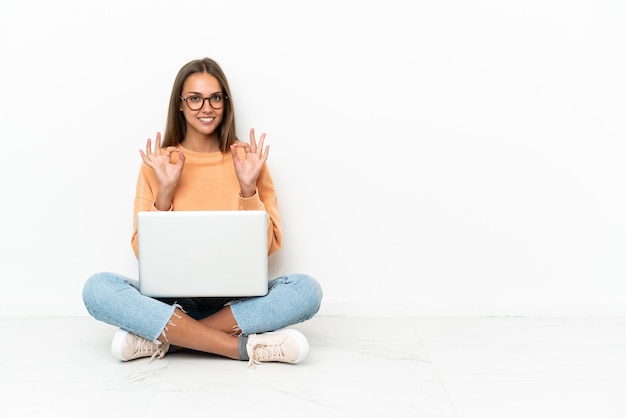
[82,272,323,342]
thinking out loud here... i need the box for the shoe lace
[149,345,167,363]
[248,340,285,368]
[135,338,167,363]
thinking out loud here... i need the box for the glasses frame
[180,93,229,110]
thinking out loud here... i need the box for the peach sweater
[130,145,282,258]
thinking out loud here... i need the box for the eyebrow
[185,90,223,96]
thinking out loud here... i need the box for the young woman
[82,57,323,366]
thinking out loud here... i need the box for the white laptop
[136,210,269,297]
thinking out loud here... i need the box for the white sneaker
[246,329,310,367]
[111,329,169,362]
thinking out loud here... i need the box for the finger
[249,128,257,152]
[164,146,177,158]
[145,138,152,156]
[139,148,155,166]
[257,144,270,163]
[262,145,270,161]
[237,143,251,154]
[175,149,185,166]
[256,133,266,156]
[230,144,241,163]
[154,132,162,150]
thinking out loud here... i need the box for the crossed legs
[157,306,240,359]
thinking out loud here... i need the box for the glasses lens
[209,94,224,109]
[185,96,204,110]
[183,94,226,110]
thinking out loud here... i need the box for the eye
[188,95,203,103]
[210,94,223,102]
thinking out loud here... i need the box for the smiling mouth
[198,117,214,123]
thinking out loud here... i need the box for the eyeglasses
[180,93,228,110]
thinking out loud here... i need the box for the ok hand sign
[139,132,186,191]
[231,128,270,198]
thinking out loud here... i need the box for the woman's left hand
[231,128,270,198]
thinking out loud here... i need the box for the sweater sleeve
[130,164,160,259]
[241,164,282,257]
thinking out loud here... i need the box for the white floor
[2,316,625,418]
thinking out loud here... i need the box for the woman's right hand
[139,132,185,209]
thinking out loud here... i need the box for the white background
[1,0,624,317]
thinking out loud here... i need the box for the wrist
[239,188,256,199]
[153,201,173,211]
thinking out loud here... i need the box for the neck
[181,133,221,153]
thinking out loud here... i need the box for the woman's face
[179,72,225,137]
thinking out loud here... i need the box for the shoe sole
[279,328,310,363]
[111,328,130,361]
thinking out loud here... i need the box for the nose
[201,98,214,111]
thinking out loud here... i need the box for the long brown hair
[162,58,237,152]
